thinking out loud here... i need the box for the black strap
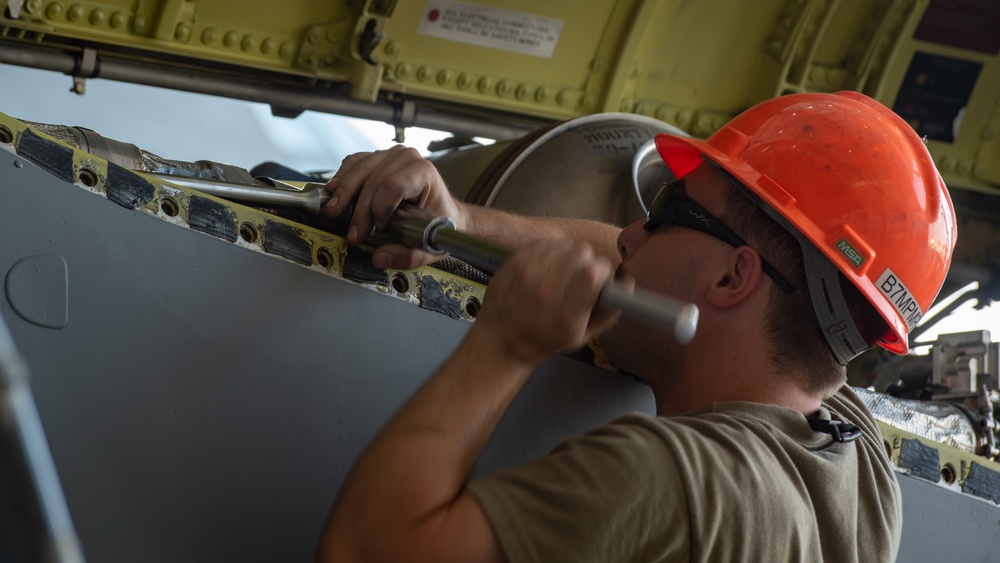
[807,417,862,444]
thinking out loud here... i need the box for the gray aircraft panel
[0,146,655,562]
[896,474,1000,562]
[6,144,1000,563]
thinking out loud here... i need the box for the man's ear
[704,246,764,308]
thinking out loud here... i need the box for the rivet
[677,109,693,128]
[655,105,673,121]
[416,65,432,82]
[534,86,550,103]
[326,28,340,43]
[556,88,574,107]
[939,155,956,173]
[90,8,106,25]
[694,112,715,136]
[958,159,973,176]
[133,15,147,33]
[14,160,23,169]
[241,34,257,52]
[515,83,531,100]
[110,11,127,29]
[590,58,605,73]
[25,0,42,14]
[175,22,190,41]
[477,76,493,93]
[436,69,453,85]
[394,62,411,78]
[224,31,240,48]
[384,40,400,56]
[262,38,277,55]
[45,2,63,19]
[279,41,294,60]
[581,93,597,110]
[974,163,988,178]
[457,73,473,90]
[201,27,218,44]
[66,4,84,22]
[308,28,322,45]
[496,79,513,97]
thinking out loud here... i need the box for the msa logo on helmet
[876,269,924,330]
[836,239,865,268]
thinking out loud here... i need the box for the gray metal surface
[0,147,654,562]
[897,474,1000,562]
[0,307,84,562]
[7,145,1000,562]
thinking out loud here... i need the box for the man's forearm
[319,325,534,562]
[458,202,622,265]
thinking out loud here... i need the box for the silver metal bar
[0,42,546,141]
[150,174,330,214]
[600,283,698,344]
[428,228,511,274]
[393,213,699,342]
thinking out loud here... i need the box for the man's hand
[474,239,623,365]
[323,145,466,269]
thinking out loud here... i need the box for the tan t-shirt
[467,386,901,562]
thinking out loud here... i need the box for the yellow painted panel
[1,0,997,190]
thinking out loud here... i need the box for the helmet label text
[836,239,866,268]
[877,269,923,330]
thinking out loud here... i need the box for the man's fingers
[323,148,400,217]
[323,152,376,217]
[329,146,437,246]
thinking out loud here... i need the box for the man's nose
[617,220,649,262]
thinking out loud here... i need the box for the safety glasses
[643,181,794,294]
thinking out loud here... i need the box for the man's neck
[650,359,824,418]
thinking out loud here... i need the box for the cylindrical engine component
[429,113,688,227]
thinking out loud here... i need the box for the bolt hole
[239,222,259,243]
[160,196,179,217]
[78,167,98,187]
[0,125,12,144]
[317,246,335,269]
[941,463,957,485]
[465,296,482,318]
[391,272,410,293]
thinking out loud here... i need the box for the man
[315,92,956,562]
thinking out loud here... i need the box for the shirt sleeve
[466,415,690,563]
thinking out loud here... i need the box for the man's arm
[323,145,622,269]
[317,240,621,563]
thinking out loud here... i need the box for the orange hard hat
[654,91,956,356]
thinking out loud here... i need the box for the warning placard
[418,0,564,58]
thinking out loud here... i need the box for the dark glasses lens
[644,181,682,230]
